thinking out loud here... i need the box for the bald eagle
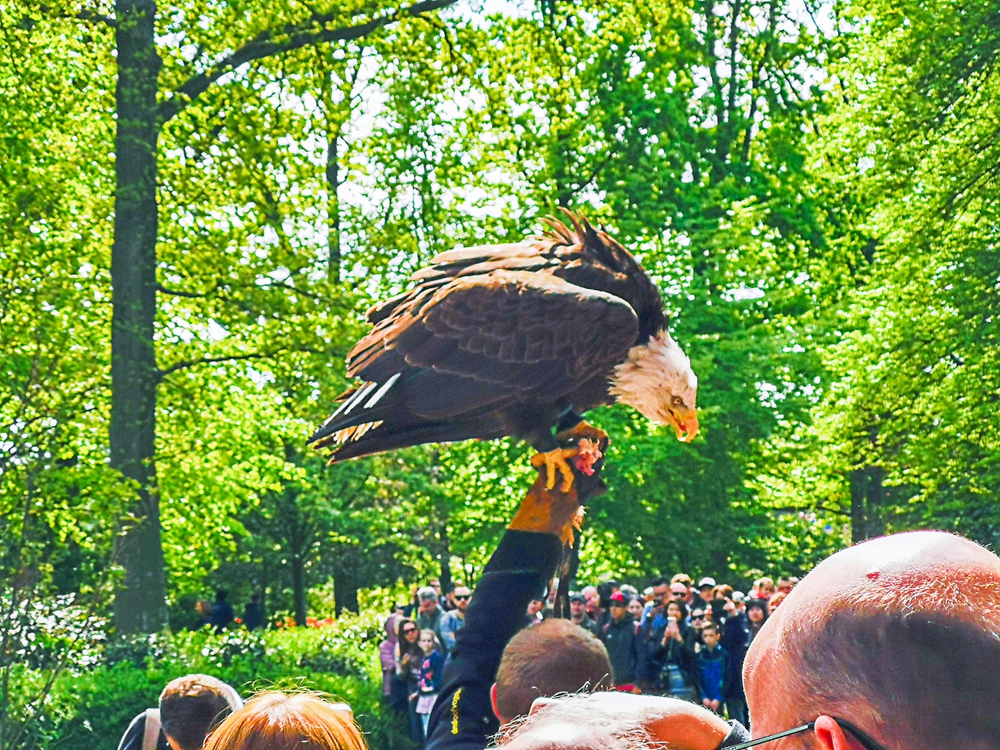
[309,211,699,489]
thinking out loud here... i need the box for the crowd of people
[117,479,1000,750]
[377,573,798,744]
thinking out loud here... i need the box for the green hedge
[13,616,415,750]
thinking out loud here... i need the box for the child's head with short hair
[701,623,720,648]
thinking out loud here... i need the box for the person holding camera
[653,599,698,701]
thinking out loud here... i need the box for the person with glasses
[497,530,1000,750]
[395,617,424,744]
[439,586,473,653]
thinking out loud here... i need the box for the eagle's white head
[609,329,699,442]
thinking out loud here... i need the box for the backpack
[143,709,161,750]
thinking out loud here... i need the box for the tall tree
[89,0,458,631]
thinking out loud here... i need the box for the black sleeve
[425,530,563,750]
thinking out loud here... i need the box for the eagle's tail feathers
[326,417,506,463]
[309,373,404,446]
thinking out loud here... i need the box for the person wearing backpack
[116,674,243,750]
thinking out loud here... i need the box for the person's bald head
[493,618,612,724]
[495,693,729,750]
[745,531,1000,750]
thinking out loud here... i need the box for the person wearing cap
[599,591,641,687]
[569,592,599,635]
[696,577,716,607]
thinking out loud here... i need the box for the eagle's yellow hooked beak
[668,406,699,443]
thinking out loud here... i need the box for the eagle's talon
[530,447,578,493]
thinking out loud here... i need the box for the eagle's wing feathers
[312,210,663,461]
[349,270,639,403]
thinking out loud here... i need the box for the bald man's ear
[491,683,508,725]
[813,716,853,750]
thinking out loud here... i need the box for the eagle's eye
[671,396,684,408]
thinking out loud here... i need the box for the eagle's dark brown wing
[309,271,638,458]
[309,211,662,461]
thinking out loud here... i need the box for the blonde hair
[202,692,366,750]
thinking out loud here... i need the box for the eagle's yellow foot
[530,447,578,493]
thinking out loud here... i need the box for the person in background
[524,598,544,627]
[568,592,599,635]
[416,630,444,740]
[627,596,645,626]
[423,445,604,750]
[766,590,787,615]
[415,587,444,646]
[194,600,212,630]
[242,593,264,631]
[202,692,364,750]
[492,618,613,728]
[712,584,733,602]
[720,596,751,725]
[643,577,670,626]
[745,598,768,643]
[582,585,603,628]
[695,577,715,608]
[438,585,472,652]
[775,575,798,595]
[599,592,639,687]
[695,623,730,716]
[670,574,694,606]
[379,614,401,710]
[395,617,424,744]
[209,589,234,632]
[730,590,747,616]
[689,605,708,646]
[708,599,728,628]
[117,674,243,750]
[654,599,698,701]
[441,582,458,612]
[669,580,690,611]
[751,576,775,601]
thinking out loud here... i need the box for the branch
[159,0,458,124]
[157,282,209,298]
[157,350,285,378]
[31,3,116,27]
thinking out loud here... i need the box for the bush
[10,614,415,750]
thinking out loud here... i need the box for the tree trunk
[850,465,885,543]
[326,132,341,281]
[111,0,167,633]
[438,522,452,593]
[865,465,886,537]
[850,468,866,544]
[292,554,308,627]
[333,554,359,615]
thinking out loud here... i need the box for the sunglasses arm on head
[724,718,887,750]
